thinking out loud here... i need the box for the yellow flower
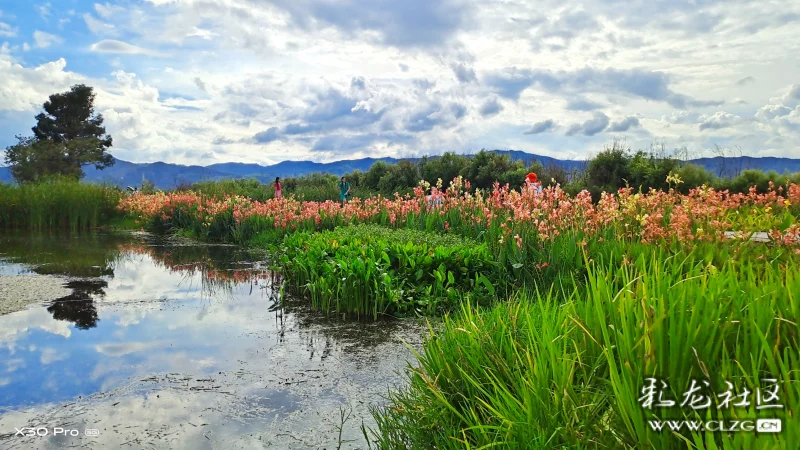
[666,171,684,185]
[785,200,792,206]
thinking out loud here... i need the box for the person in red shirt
[274,177,282,199]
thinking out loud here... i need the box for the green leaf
[477,274,495,295]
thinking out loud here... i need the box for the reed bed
[0,178,122,230]
[367,250,799,449]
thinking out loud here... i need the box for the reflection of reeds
[116,241,275,299]
[0,231,127,277]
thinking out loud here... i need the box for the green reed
[0,178,122,230]
[367,248,799,449]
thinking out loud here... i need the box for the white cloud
[90,40,163,56]
[37,3,51,18]
[33,30,62,49]
[2,0,800,162]
[0,21,17,38]
[755,104,792,122]
[698,112,744,131]
[95,3,116,19]
[40,347,68,365]
[186,27,216,40]
[83,13,118,36]
[0,57,83,112]
[95,341,163,357]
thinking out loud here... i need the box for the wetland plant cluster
[1,172,799,448]
[117,176,800,449]
[368,253,798,449]
[0,177,121,230]
[276,225,500,318]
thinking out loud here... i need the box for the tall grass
[368,250,799,449]
[0,178,122,230]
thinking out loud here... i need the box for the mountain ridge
[1,151,799,189]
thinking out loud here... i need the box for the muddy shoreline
[0,274,72,316]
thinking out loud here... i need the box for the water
[0,231,422,449]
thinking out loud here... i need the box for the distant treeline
[186,144,800,202]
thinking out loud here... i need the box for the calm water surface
[0,231,422,449]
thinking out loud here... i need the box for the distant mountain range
[1,150,799,189]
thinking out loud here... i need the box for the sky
[0,0,799,166]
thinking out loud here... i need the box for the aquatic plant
[275,225,500,319]
[118,179,800,252]
[367,250,799,449]
[0,177,122,230]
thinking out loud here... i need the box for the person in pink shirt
[274,177,282,199]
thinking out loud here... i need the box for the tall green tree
[4,84,114,183]
[586,142,631,200]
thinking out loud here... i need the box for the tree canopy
[4,84,114,183]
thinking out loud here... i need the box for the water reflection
[47,280,105,329]
[0,231,126,278]
[0,231,422,449]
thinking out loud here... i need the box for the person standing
[274,177,282,199]
[525,172,543,195]
[338,176,351,206]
